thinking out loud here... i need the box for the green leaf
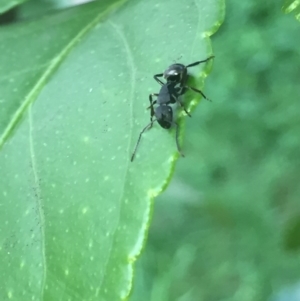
[0,0,29,14]
[282,0,300,20]
[0,0,223,300]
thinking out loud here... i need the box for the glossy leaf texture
[0,0,223,300]
[283,0,300,20]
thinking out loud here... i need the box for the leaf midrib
[0,0,127,151]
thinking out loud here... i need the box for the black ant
[154,55,214,101]
[131,82,185,162]
[130,56,214,161]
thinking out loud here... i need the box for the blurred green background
[130,1,300,301]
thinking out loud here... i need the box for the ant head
[163,64,186,83]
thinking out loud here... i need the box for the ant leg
[176,98,192,117]
[184,56,214,101]
[184,86,211,102]
[131,120,156,162]
[149,94,158,108]
[186,55,215,68]
[148,93,158,125]
[171,90,191,117]
[154,74,165,86]
[172,122,184,157]
[149,94,157,123]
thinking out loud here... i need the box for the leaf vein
[28,108,47,299]
[96,19,136,297]
[0,1,125,151]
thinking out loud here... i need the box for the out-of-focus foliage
[283,0,300,21]
[130,2,300,301]
[0,0,29,14]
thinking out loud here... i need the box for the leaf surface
[0,0,223,300]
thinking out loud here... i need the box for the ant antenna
[170,55,183,64]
